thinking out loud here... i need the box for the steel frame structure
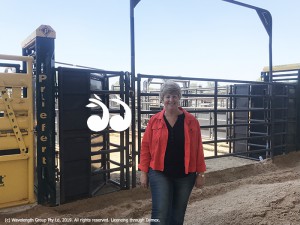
[22,25,57,206]
[57,67,131,203]
[130,0,275,159]
[1,0,299,207]
[136,74,298,161]
[0,54,35,209]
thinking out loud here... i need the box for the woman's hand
[194,173,205,189]
[140,171,149,188]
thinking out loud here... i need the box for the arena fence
[136,73,299,163]
[0,25,299,208]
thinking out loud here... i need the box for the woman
[139,80,206,225]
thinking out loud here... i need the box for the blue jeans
[148,168,196,225]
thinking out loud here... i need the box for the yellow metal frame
[0,54,35,209]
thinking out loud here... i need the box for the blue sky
[1,0,299,81]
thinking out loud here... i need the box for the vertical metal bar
[26,57,35,203]
[297,70,300,150]
[130,0,137,188]
[214,81,218,156]
[119,73,125,189]
[103,76,110,181]
[269,84,274,158]
[268,29,275,158]
[124,72,131,189]
[284,85,288,153]
[137,75,141,165]
[268,30,273,82]
[247,85,251,154]
[229,85,233,153]
[34,37,56,206]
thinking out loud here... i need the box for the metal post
[214,81,218,156]
[22,26,57,205]
[222,0,274,158]
[130,0,141,188]
[297,70,300,150]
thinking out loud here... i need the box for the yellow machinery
[0,54,35,208]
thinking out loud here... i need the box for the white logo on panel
[86,94,131,132]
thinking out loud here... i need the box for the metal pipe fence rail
[136,73,298,164]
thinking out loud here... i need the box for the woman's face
[163,93,180,111]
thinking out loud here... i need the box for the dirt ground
[1,151,300,225]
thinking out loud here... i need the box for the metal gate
[57,67,131,203]
[233,84,270,158]
[136,73,299,161]
[0,54,35,209]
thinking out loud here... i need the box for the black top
[163,113,186,178]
